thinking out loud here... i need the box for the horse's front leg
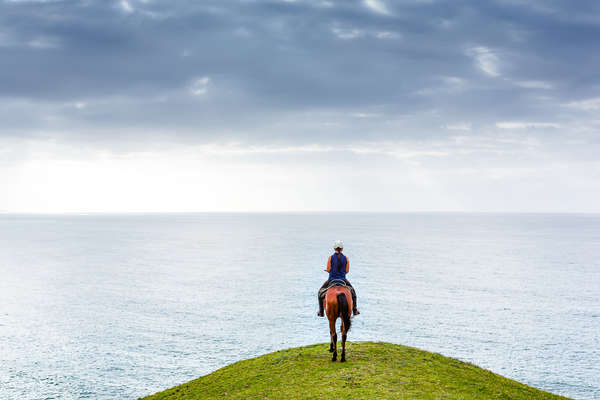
[329,318,337,361]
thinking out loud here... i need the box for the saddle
[318,279,349,300]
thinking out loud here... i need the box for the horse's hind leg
[329,318,334,352]
[329,319,337,361]
[331,333,337,361]
[340,327,347,362]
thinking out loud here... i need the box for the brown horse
[325,285,353,362]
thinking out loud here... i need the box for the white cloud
[27,36,60,49]
[441,76,463,85]
[375,31,401,39]
[332,27,400,40]
[233,27,252,37]
[363,0,390,15]
[120,0,134,13]
[3,134,600,213]
[331,27,363,40]
[317,1,334,7]
[386,150,449,159]
[496,122,560,129]
[416,76,466,96]
[468,46,500,77]
[199,143,336,155]
[438,19,455,29]
[564,97,600,111]
[441,76,467,91]
[189,77,210,96]
[1,32,60,49]
[352,113,381,118]
[515,80,553,89]
[445,122,472,131]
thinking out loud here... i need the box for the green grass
[140,341,571,400]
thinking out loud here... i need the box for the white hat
[333,240,344,250]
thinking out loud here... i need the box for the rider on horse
[317,240,360,317]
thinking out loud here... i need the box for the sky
[1,0,599,213]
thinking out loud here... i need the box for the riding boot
[317,296,324,317]
[351,289,360,315]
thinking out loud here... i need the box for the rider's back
[328,253,347,281]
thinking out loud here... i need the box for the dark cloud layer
[1,0,600,145]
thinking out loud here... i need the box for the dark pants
[318,279,357,312]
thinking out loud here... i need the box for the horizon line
[1,210,599,216]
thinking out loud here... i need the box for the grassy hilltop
[141,342,570,400]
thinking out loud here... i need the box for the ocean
[0,213,598,399]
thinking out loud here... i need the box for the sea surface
[0,213,599,400]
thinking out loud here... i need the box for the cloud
[496,122,560,129]
[64,101,87,110]
[374,31,401,39]
[331,26,401,40]
[564,97,600,111]
[1,0,596,126]
[0,31,60,49]
[515,80,553,89]
[352,113,381,118]
[189,77,210,96]
[120,0,134,13]
[331,27,363,39]
[0,0,599,183]
[27,36,61,49]
[445,123,472,131]
[363,0,390,15]
[468,46,500,77]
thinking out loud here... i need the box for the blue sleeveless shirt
[329,253,347,280]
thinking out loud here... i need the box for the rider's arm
[346,257,350,273]
[326,256,331,272]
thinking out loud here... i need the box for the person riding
[317,240,360,317]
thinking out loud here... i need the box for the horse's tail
[337,292,352,332]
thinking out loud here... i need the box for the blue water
[0,213,598,400]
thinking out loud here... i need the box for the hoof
[340,357,346,362]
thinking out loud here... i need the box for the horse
[324,285,353,362]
